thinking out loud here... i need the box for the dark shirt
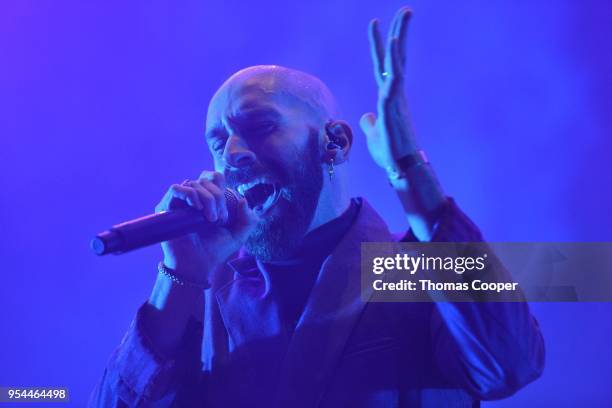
[260,199,359,333]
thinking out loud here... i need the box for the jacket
[90,198,545,407]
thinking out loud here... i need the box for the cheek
[262,125,315,161]
[254,134,295,165]
[251,141,302,183]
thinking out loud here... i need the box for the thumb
[359,112,377,138]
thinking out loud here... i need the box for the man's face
[205,78,324,261]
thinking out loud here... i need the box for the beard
[225,128,323,262]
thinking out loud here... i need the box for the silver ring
[382,71,389,77]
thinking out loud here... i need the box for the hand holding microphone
[159,171,258,279]
[91,171,258,284]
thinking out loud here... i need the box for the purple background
[1,1,611,405]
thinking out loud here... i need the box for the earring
[328,158,334,181]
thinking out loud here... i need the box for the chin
[244,199,306,262]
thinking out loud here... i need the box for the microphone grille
[224,188,240,219]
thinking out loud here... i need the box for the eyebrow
[205,126,227,142]
[205,106,282,141]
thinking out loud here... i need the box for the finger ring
[382,71,389,77]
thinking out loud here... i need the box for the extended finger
[368,19,386,85]
[384,37,397,78]
[391,7,411,38]
[387,7,404,55]
[393,7,412,62]
[389,7,405,40]
[390,38,404,78]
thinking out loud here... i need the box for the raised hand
[360,7,418,170]
[360,7,447,240]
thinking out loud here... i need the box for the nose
[222,134,256,169]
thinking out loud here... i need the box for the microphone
[90,189,240,255]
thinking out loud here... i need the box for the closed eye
[210,138,227,155]
[242,121,278,137]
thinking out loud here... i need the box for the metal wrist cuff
[386,150,429,181]
[157,262,210,290]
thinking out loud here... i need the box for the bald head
[207,65,338,127]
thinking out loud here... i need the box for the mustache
[224,164,272,187]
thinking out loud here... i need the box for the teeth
[236,178,271,196]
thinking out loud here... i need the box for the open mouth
[236,179,281,215]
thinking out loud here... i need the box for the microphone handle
[91,209,208,255]
[91,189,238,255]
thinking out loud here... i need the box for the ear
[323,120,353,164]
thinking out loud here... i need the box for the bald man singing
[91,8,544,408]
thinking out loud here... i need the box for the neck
[307,171,351,234]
